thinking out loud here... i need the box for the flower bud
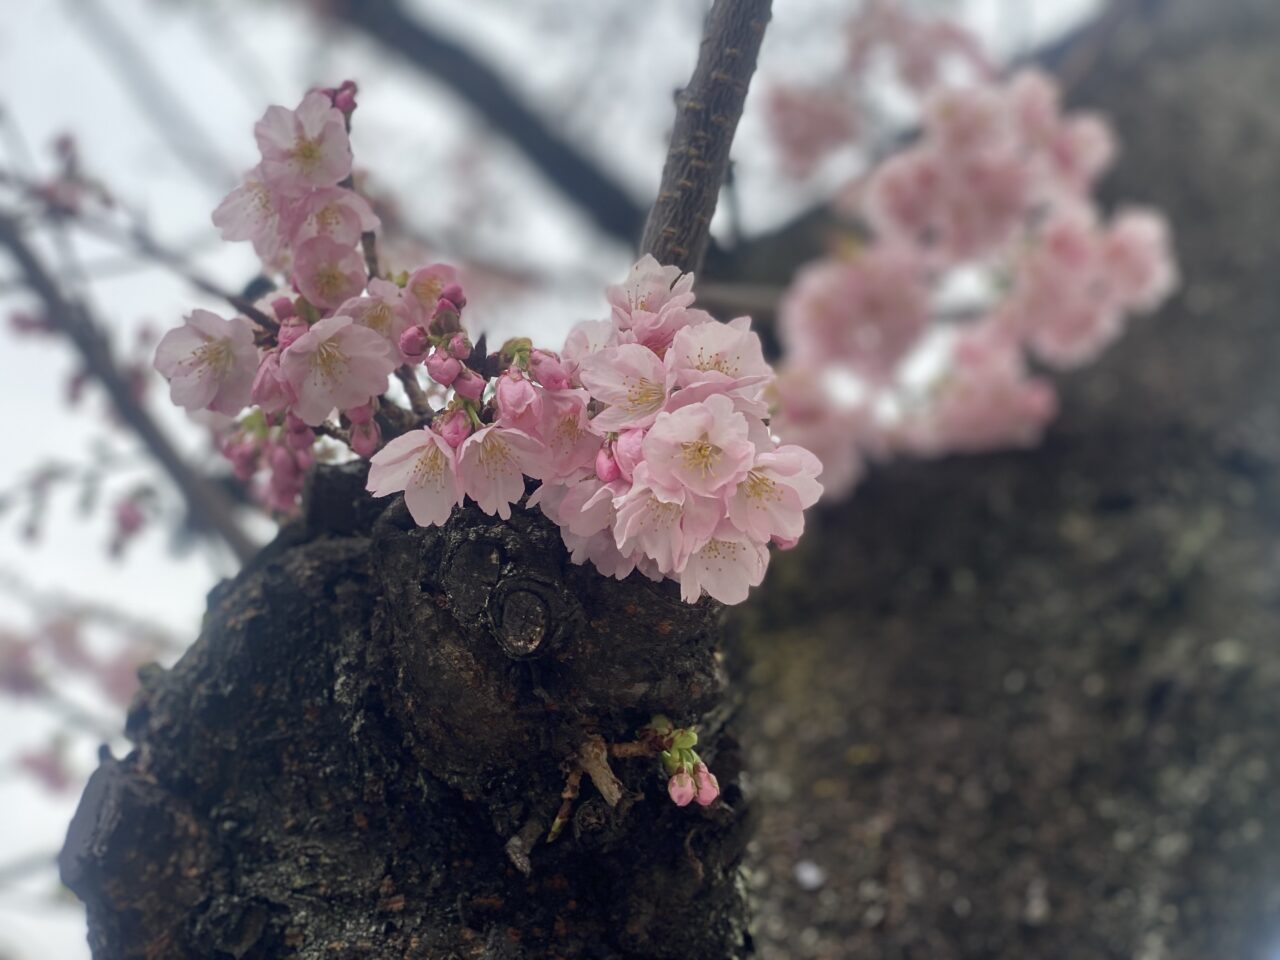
[693,762,720,806]
[271,297,296,322]
[448,332,472,360]
[425,349,462,387]
[529,348,571,390]
[345,402,375,425]
[277,318,308,350]
[452,367,486,403]
[399,325,429,364]
[668,769,696,807]
[350,420,380,458]
[439,283,466,311]
[613,427,647,482]
[434,408,473,448]
[595,447,621,484]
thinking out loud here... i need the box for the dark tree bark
[61,468,752,958]
[59,5,771,959]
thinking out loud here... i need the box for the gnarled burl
[59,464,752,959]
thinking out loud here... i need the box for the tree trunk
[60,465,752,959]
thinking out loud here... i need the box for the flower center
[680,439,722,478]
[411,443,447,486]
[624,377,664,411]
[313,339,348,382]
[313,264,345,301]
[743,470,780,503]
[477,434,515,477]
[193,338,234,377]
[291,136,324,174]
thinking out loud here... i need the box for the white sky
[0,0,1097,955]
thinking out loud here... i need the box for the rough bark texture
[739,1,1280,957]
[61,467,752,958]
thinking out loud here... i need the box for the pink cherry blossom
[254,91,352,194]
[366,428,462,527]
[279,315,396,425]
[578,343,674,433]
[287,187,380,248]
[779,248,929,383]
[153,309,257,415]
[726,444,824,543]
[666,317,772,396]
[641,395,755,498]
[337,279,412,359]
[537,390,599,479]
[613,468,722,575]
[456,426,549,520]
[606,254,695,320]
[293,236,367,311]
[679,521,770,605]
[768,372,873,502]
[1104,208,1178,312]
[897,326,1058,457]
[425,349,462,387]
[211,164,289,270]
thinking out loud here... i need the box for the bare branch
[641,0,773,273]
[0,212,258,564]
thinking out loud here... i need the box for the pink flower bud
[613,427,647,482]
[771,535,800,551]
[271,297,296,321]
[434,408,473,448]
[529,348,571,390]
[668,770,696,807]
[293,446,315,472]
[425,349,462,386]
[333,88,357,113]
[350,420,381,458]
[399,325,430,364]
[270,444,300,479]
[277,318,308,350]
[693,762,720,806]
[452,367,486,403]
[448,333,472,360]
[439,283,466,310]
[595,447,621,483]
[345,402,374,425]
[494,370,542,430]
[251,352,296,415]
[285,424,315,451]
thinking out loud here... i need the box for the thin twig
[0,212,257,563]
[640,0,773,273]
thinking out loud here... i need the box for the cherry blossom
[456,426,549,520]
[279,315,396,425]
[254,91,352,194]
[367,428,462,527]
[153,309,256,415]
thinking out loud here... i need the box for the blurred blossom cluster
[767,1,1178,500]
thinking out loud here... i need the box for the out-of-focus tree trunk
[738,1,1280,956]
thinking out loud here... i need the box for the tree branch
[640,0,772,273]
[0,213,257,564]
[329,0,646,245]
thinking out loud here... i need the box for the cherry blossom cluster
[370,255,823,606]
[768,9,1178,501]
[766,0,992,177]
[151,89,820,605]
